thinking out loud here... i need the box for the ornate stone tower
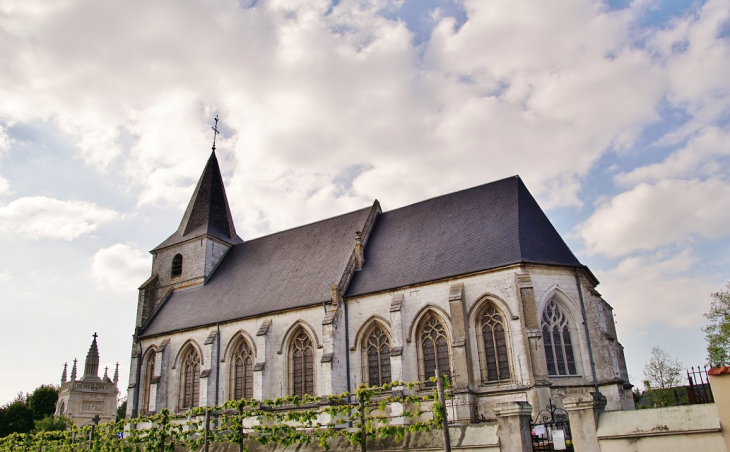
[55,334,119,426]
[135,150,242,330]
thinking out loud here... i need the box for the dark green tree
[27,385,58,420]
[0,394,34,437]
[704,282,730,367]
[116,399,127,422]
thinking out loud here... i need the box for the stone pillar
[563,392,606,452]
[709,367,730,451]
[254,320,271,400]
[516,273,552,412]
[494,401,534,452]
[389,294,405,382]
[447,283,476,422]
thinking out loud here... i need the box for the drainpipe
[344,297,351,397]
[215,322,221,406]
[575,267,599,393]
[132,332,143,418]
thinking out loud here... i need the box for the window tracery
[289,329,314,397]
[179,346,201,410]
[541,299,578,376]
[230,338,254,400]
[418,314,451,386]
[143,352,156,412]
[362,325,391,387]
[479,305,511,383]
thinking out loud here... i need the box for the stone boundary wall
[197,424,500,452]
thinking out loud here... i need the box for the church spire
[83,333,100,380]
[152,117,241,251]
[70,359,77,381]
[113,362,119,386]
[61,362,68,384]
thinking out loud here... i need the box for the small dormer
[136,150,242,327]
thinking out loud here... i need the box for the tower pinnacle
[61,362,68,384]
[82,333,101,381]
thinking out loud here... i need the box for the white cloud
[0,0,695,235]
[0,269,10,283]
[597,250,721,331]
[0,176,9,196]
[577,178,730,257]
[617,126,730,186]
[0,196,120,240]
[91,243,150,292]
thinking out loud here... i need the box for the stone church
[126,150,633,421]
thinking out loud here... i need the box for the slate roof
[140,175,583,337]
[141,206,373,337]
[154,151,242,251]
[345,176,582,296]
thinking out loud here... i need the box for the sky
[1,0,729,404]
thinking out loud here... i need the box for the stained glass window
[231,338,254,400]
[480,306,511,382]
[290,330,314,397]
[542,300,577,376]
[419,314,450,386]
[180,347,200,410]
[363,326,391,387]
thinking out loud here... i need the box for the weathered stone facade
[126,151,633,420]
[56,334,119,426]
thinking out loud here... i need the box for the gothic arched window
[541,300,578,376]
[289,329,314,397]
[362,325,391,387]
[179,346,201,410]
[230,338,254,400]
[59,400,65,415]
[418,314,451,386]
[143,352,156,412]
[171,254,183,278]
[478,305,511,383]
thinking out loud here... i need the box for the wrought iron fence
[530,399,573,452]
[687,365,714,404]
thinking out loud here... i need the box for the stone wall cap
[564,392,607,410]
[709,366,730,375]
[494,401,532,417]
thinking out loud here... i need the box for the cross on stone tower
[93,332,98,340]
[211,115,220,152]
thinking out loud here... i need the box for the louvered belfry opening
[171,254,183,278]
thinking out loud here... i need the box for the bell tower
[136,118,242,328]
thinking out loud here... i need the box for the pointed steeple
[103,366,111,383]
[113,362,119,386]
[82,333,101,381]
[153,150,241,251]
[70,359,77,381]
[61,362,68,384]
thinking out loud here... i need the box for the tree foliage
[116,399,127,422]
[704,281,730,367]
[34,416,71,433]
[0,394,34,437]
[643,346,684,389]
[27,385,58,420]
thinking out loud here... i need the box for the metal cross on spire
[93,332,98,340]
[211,115,220,152]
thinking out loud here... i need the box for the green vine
[0,380,448,452]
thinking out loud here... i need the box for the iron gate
[530,399,573,451]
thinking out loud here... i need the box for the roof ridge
[241,205,373,243]
[378,175,521,214]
